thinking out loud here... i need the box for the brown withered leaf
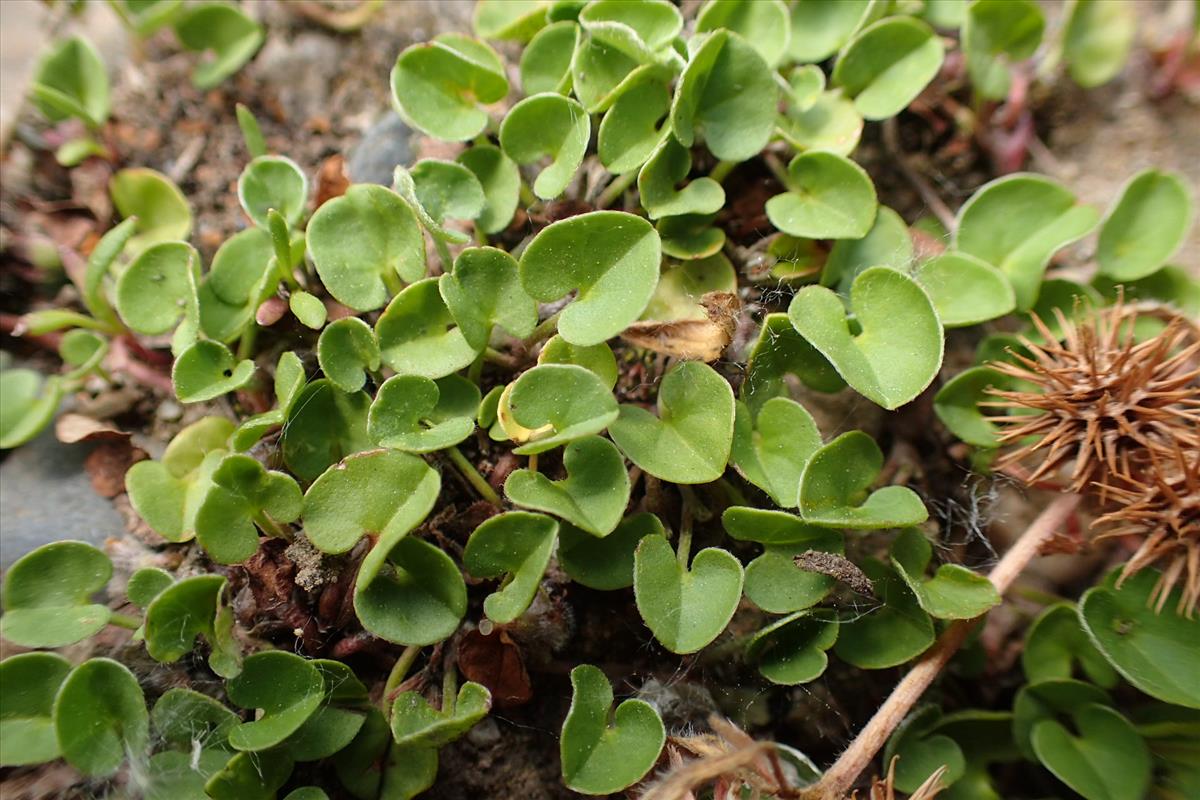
[458,628,533,708]
[314,154,350,209]
[620,292,739,362]
[84,440,148,498]
[55,413,130,444]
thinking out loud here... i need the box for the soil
[0,3,1197,800]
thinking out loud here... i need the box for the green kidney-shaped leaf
[638,136,725,220]
[597,74,671,174]
[1063,0,1135,88]
[520,19,577,94]
[31,35,109,127]
[777,89,864,156]
[671,29,778,161]
[1022,603,1118,687]
[404,159,485,244]
[110,167,192,252]
[913,251,1016,327]
[172,3,265,89]
[787,0,881,63]
[238,156,308,229]
[538,336,619,390]
[204,750,294,800]
[53,658,148,777]
[226,651,324,752]
[834,559,935,669]
[308,184,426,312]
[439,246,537,350]
[932,365,1011,448]
[502,364,618,455]
[634,535,744,654]
[152,688,239,750]
[519,211,661,346]
[962,0,1045,99]
[505,435,630,536]
[172,340,255,404]
[303,449,440,554]
[747,611,839,685]
[281,380,372,482]
[500,92,590,200]
[458,144,521,234]
[115,241,199,335]
[1,541,112,648]
[143,575,225,663]
[742,527,844,614]
[474,0,548,41]
[391,681,492,748]
[355,535,467,646]
[890,528,999,619]
[318,317,380,394]
[1097,169,1194,281]
[741,313,845,412]
[1031,703,1150,800]
[558,513,664,591]
[368,375,474,453]
[696,0,790,67]
[0,368,63,449]
[821,205,913,293]
[1079,569,1200,709]
[609,360,734,484]
[766,150,877,239]
[376,278,480,379]
[0,652,72,766]
[798,431,928,528]
[560,664,666,795]
[194,455,302,564]
[465,512,559,623]
[789,267,943,409]
[833,17,943,120]
[391,34,508,141]
[730,397,822,508]
[953,174,1098,311]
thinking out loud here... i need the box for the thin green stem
[383,645,422,717]
[484,347,518,369]
[676,489,695,568]
[236,322,259,361]
[519,181,537,208]
[433,236,454,273]
[763,152,792,188]
[528,453,539,473]
[441,662,459,713]
[254,511,293,541]
[445,446,502,505]
[109,612,142,630]
[595,170,638,210]
[524,310,561,346]
[708,160,737,184]
[382,268,404,297]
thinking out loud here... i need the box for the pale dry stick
[803,492,1083,800]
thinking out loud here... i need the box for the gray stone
[0,427,124,568]
[347,113,413,186]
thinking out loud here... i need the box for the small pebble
[157,400,183,422]
[467,717,501,748]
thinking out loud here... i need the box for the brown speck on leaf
[794,551,876,598]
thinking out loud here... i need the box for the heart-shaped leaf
[226,651,324,752]
[194,455,302,563]
[465,512,559,623]
[500,92,590,199]
[1022,603,1118,687]
[834,559,935,668]
[578,0,682,52]
[115,241,199,335]
[597,73,671,174]
[143,748,228,800]
[784,64,827,111]
[519,211,660,346]
[308,184,426,312]
[638,136,724,220]
[741,313,845,412]
[368,375,474,453]
[671,29,778,161]
[890,528,999,619]
[458,144,521,234]
[1062,0,1135,88]
[500,364,618,455]
[1079,569,1200,708]
[786,0,881,63]
[746,611,839,684]
[391,34,508,141]
[962,0,1045,99]
[281,380,372,482]
[172,340,255,403]
[570,2,680,111]
[304,448,440,554]
[355,535,466,646]
[932,365,1012,448]
[766,150,877,239]
[832,17,943,120]
[883,706,968,794]
[0,652,72,766]
[231,351,305,451]
[284,666,367,762]
[538,336,619,390]
[110,167,192,252]
[53,658,148,777]
[0,367,63,449]
[696,0,790,67]
[657,213,727,260]
[1013,678,1111,759]
[408,159,486,241]
[914,251,1016,327]
[954,174,1098,310]
[740,526,844,614]
[172,3,264,89]
[560,664,666,795]
[558,512,664,591]
[723,506,836,546]
[609,360,734,484]
[820,205,913,293]
[798,431,928,528]
[144,575,240,677]
[1097,169,1193,281]
[199,228,274,342]
[126,416,232,541]
[204,750,294,800]
[333,710,435,800]
[152,688,239,750]
[318,317,380,393]
[126,568,173,610]
[730,397,822,508]
[474,0,549,41]
[391,682,492,748]
[440,247,537,350]
[1,541,112,648]
[520,19,577,94]
[238,156,308,229]
[1031,704,1150,800]
[634,535,744,654]
[789,267,943,409]
[30,35,109,127]
[777,88,864,156]
[505,435,630,535]
[376,278,480,379]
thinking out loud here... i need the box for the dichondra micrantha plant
[1,1,1197,799]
